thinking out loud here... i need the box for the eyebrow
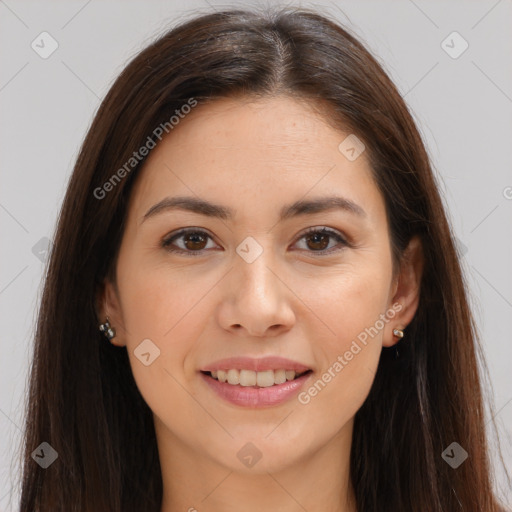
[141,195,366,224]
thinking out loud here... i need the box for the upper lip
[200,356,311,373]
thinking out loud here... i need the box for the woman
[18,6,508,511]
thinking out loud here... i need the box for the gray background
[1,0,511,509]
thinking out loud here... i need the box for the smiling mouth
[201,369,313,388]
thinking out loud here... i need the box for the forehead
[128,95,382,223]
[159,95,347,155]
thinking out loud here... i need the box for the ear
[383,235,424,347]
[96,278,126,347]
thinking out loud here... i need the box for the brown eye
[182,232,208,250]
[162,226,348,257]
[305,231,330,251]
[294,227,348,255]
[162,228,216,255]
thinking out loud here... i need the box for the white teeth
[227,369,240,385]
[274,369,286,384]
[256,370,274,388]
[208,368,307,386]
[239,369,257,387]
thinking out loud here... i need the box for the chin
[205,433,310,475]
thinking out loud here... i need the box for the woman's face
[101,95,420,474]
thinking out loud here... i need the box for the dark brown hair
[16,5,507,511]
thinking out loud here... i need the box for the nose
[217,248,295,338]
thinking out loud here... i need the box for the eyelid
[162,227,219,255]
[298,226,349,245]
[162,225,351,255]
[291,226,351,254]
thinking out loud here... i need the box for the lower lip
[200,371,312,408]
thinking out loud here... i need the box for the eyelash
[161,226,350,257]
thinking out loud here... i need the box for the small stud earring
[393,328,405,359]
[99,316,116,340]
[393,328,404,339]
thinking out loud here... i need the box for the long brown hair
[16,6,506,511]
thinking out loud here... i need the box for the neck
[156,417,357,512]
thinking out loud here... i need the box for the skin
[99,95,423,512]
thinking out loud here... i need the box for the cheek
[297,264,390,410]
[116,255,229,396]
[306,260,392,345]
[118,255,206,341]
[117,270,208,438]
